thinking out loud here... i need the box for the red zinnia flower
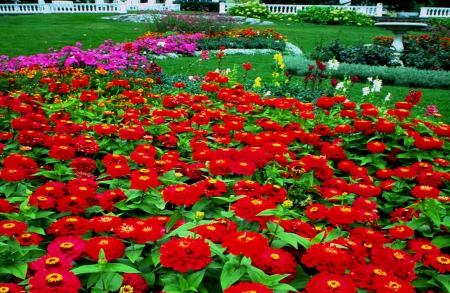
[408,238,440,261]
[389,225,414,240]
[423,253,450,273]
[0,220,27,237]
[29,253,74,273]
[28,269,81,293]
[231,197,276,228]
[118,274,150,293]
[49,145,76,160]
[47,236,86,260]
[222,231,269,257]
[69,157,96,173]
[411,185,440,199]
[47,216,90,237]
[16,232,43,246]
[372,276,416,293]
[86,236,125,261]
[160,237,212,273]
[253,247,297,282]
[302,243,354,274]
[230,160,257,176]
[305,272,356,293]
[162,184,204,207]
[316,96,335,109]
[224,282,273,293]
[366,140,386,153]
[305,203,329,221]
[0,167,27,182]
[106,163,131,178]
[0,283,24,293]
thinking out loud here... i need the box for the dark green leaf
[220,261,247,290]
[104,263,141,273]
[187,269,205,289]
[431,236,450,249]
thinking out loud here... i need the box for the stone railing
[419,7,450,18]
[0,2,179,13]
[0,3,44,13]
[219,3,382,16]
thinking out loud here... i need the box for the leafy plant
[227,1,271,19]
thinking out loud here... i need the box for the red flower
[16,232,43,246]
[69,157,96,173]
[0,199,15,213]
[160,237,212,273]
[302,243,354,274]
[224,282,273,293]
[47,236,86,260]
[0,167,27,182]
[305,203,328,221]
[253,247,297,282]
[195,221,236,243]
[243,62,252,71]
[372,276,416,293]
[389,225,414,240]
[375,119,396,134]
[316,96,335,109]
[408,238,440,261]
[0,220,27,237]
[230,160,257,176]
[411,185,440,199]
[130,169,160,191]
[208,158,233,176]
[47,216,90,237]
[196,178,228,197]
[28,269,81,293]
[162,184,203,207]
[106,163,131,178]
[305,272,356,293]
[222,231,269,257]
[423,253,450,273]
[118,274,150,293]
[0,283,24,293]
[86,236,125,261]
[231,197,276,228]
[29,253,74,273]
[366,140,386,153]
[327,205,363,226]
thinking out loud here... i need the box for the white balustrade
[420,7,450,18]
[219,4,382,17]
[0,1,178,13]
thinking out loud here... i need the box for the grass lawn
[0,13,448,122]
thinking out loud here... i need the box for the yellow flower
[253,77,262,88]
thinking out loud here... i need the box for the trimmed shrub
[197,37,287,51]
[292,6,374,26]
[227,1,270,19]
[284,56,450,89]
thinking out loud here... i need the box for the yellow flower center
[46,273,63,283]
[270,253,280,260]
[46,257,60,265]
[327,280,340,289]
[437,256,450,264]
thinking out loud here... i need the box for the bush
[145,11,237,34]
[174,0,219,13]
[227,1,270,19]
[293,6,374,26]
[283,55,450,89]
[374,34,450,71]
[311,39,395,66]
[429,18,450,32]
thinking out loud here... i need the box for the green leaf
[269,283,298,292]
[6,263,27,279]
[257,208,281,216]
[436,275,450,293]
[220,261,247,290]
[87,273,102,288]
[277,232,311,249]
[424,199,441,228]
[0,268,11,275]
[323,228,346,243]
[246,265,266,284]
[406,217,428,230]
[187,269,205,289]
[431,236,450,249]
[179,274,189,291]
[104,263,141,274]
[72,264,103,275]
[105,273,124,292]
[126,244,146,263]
[8,237,23,256]
[311,231,325,245]
[151,246,161,266]
[166,210,183,232]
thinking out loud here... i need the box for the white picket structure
[219,3,383,16]
[0,1,179,13]
[419,7,450,18]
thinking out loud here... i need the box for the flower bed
[0,47,450,293]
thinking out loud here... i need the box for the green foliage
[284,55,450,89]
[311,39,395,66]
[428,18,450,31]
[289,6,374,26]
[174,0,220,12]
[197,36,287,51]
[227,1,270,19]
[145,11,237,34]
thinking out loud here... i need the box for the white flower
[372,78,382,92]
[335,82,345,90]
[385,93,391,101]
[157,41,166,48]
[362,87,370,96]
[265,91,271,96]
[328,59,339,70]
[367,77,373,82]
